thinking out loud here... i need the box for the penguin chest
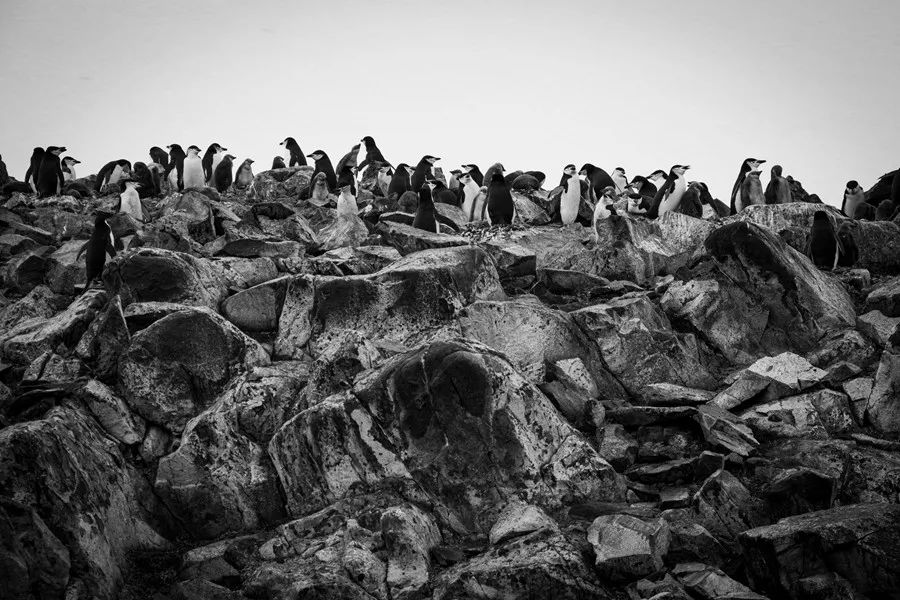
[560,185,581,224]
[183,158,204,187]
[109,165,124,186]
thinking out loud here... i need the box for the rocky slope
[1,167,899,600]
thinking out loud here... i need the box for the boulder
[316,214,368,252]
[863,275,900,317]
[693,470,768,546]
[81,379,146,445]
[220,276,290,333]
[376,220,468,255]
[478,238,537,280]
[867,349,900,433]
[740,503,900,599]
[671,562,768,600]
[219,236,301,258]
[309,245,401,276]
[694,404,760,457]
[45,239,87,295]
[4,250,51,294]
[639,383,716,407]
[711,352,828,411]
[587,514,671,582]
[119,307,270,433]
[248,166,313,202]
[489,502,557,546]
[0,497,70,600]
[856,309,900,347]
[598,424,639,471]
[738,389,856,440]
[75,294,130,380]
[0,285,63,332]
[381,504,441,600]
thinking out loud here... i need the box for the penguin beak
[683,165,691,170]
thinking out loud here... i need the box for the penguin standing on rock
[460,172,486,222]
[182,146,206,189]
[486,171,516,225]
[95,159,132,194]
[132,162,158,198]
[235,159,254,189]
[559,164,577,187]
[413,182,439,233]
[307,150,337,192]
[649,165,690,219]
[336,165,357,196]
[740,168,765,208]
[166,144,186,191]
[805,210,843,270]
[730,157,765,214]
[579,164,615,198]
[611,167,628,194]
[24,147,45,193]
[560,169,581,225]
[61,156,81,183]
[280,137,306,167]
[149,147,169,171]
[411,155,439,192]
[359,136,387,170]
[310,172,330,205]
[117,180,144,222]
[202,143,227,185]
[77,212,116,290]
[388,163,412,199]
[336,184,359,219]
[336,144,361,176]
[214,154,236,192]
[841,181,866,219]
[876,199,897,221]
[765,165,792,204]
[272,156,287,169]
[36,146,66,198]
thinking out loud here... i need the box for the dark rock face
[3,193,900,600]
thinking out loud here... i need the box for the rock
[587,514,671,582]
[738,389,856,440]
[0,407,170,599]
[626,458,699,486]
[0,285,63,332]
[479,238,536,280]
[316,214,368,252]
[220,276,290,333]
[863,275,900,317]
[0,289,107,365]
[665,523,729,569]
[598,424,639,471]
[220,236,300,258]
[311,245,401,275]
[740,503,900,599]
[639,383,716,407]
[607,406,697,427]
[0,232,39,258]
[433,529,612,600]
[764,467,837,519]
[841,377,873,423]
[376,220,468,255]
[170,579,240,600]
[867,349,900,433]
[4,250,51,294]
[249,166,313,202]
[693,470,768,546]
[75,294,130,380]
[105,248,228,309]
[270,339,625,532]
[140,425,171,462]
[856,310,900,347]
[489,502,557,546]
[45,239,87,295]
[120,307,270,433]
[665,221,856,364]
[671,562,768,600]
[381,504,441,599]
[572,295,717,396]
[0,497,71,600]
[23,350,83,383]
[81,379,146,445]
[211,256,279,290]
[511,190,551,225]
[711,353,828,411]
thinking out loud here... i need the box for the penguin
[579,164,615,197]
[336,165,357,195]
[411,155,439,192]
[512,172,544,192]
[560,170,581,225]
[234,159,254,189]
[649,165,690,219]
[0,154,8,187]
[764,165,792,205]
[388,163,412,198]
[149,146,169,171]
[730,157,765,214]
[95,159,132,194]
[611,167,628,194]
[461,164,484,187]
[645,170,668,197]
[413,182,440,233]
[147,162,165,197]
[675,181,703,218]
[36,146,66,198]
[740,169,765,209]
[892,169,900,208]
[377,165,393,197]
[61,156,81,182]
[24,147,45,193]
[805,210,842,270]
[78,212,116,289]
[117,180,144,222]
[213,154,236,192]
[486,170,516,225]
[335,143,361,177]
[182,145,206,189]
[166,144,186,191]
[483,163,505,191]
[431,179,458,205]
[309,172,330,205]
[359,136,388,170]
[876,199,896,221]
[132,162,158,198]
[627,193,649,215]
[336,184,359,219]
[593,186,616,242]
[306,150,337,193]
[836,222,858,267]
[559,164,577,187]
[280,137,306,167]
[272,156,287,169]
[504,170,524,186]
[448,169,462,191]
[841,180,866,219]
[460,172,487,222]
[202,143,227,185]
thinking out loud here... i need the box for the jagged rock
[587,514,671,582]
[219,236,301,258]
[598,424,639,471]
[607,406,697,427]
[841,377,872,423]
[211,257,279,290]
[639,383,716,407]
[626,457,699,486]
[0,232,39,258]
[376,220,468,255]
[270,339,625,532]
[671,562,768,600]
[0,407,170,599]
[140,425,171,462]
[489,502,557,546]
[479,238,536,280]
[310,245,401,275]
[867,349,900,433]
[0,497,71,600]
[4,249,51,294]
[221,275,290,332]
[120,307,270,433]
[2,220,53,245]
[665,523,729,569]
[81,379,145,445]
[738,389,855,440]
[0,285,63,332]
[711,353,828,411]
[23,350,83,383]
[856,310,900,347]
[122,300,191,332]
[170,579,240,600]
[381,504,441,599]
[863,275,900,317]
[664,221,856,364]
[249,166,313,202]
[45,239,87,295]
[75,294,130,380]
[572,295,716,396]
[693,470,768,546]
[740,503,900,599]
[315,214,368,252]
[805,328,878,374]
[763,467,837,519]
[105,248,228,309]
[0,289,107,364]
[160,191,218,243]
[433,529,612,600]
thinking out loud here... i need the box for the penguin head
[361,136,376,147]
[187,145,202,155]
[167,144,184,154]
[423,155,440,165]
[208,143,227,153]
[46,146,66,155]
[846,180,859,191]
[450,169,462,177]
[613,167,626,176]
[280,137,297,147]
[223,154,236,162]
[745,158,765,170]
[813,210,830,223]
[770,165,783,177]
[563,164,577,176]
[461,164,473,174]
[350,143,361,151]
[313,172,327,185]
[648,169,667,181]
[459,173,473,184]
[63,157,81,165]
[396,163,412,173]
[600,185,617,199]
[578,164,594,176]
[307,150,326,161]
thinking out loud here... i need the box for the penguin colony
[2,138,898,293]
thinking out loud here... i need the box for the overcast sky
[1,0,897,206]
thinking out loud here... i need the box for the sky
[1,0,898,206]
